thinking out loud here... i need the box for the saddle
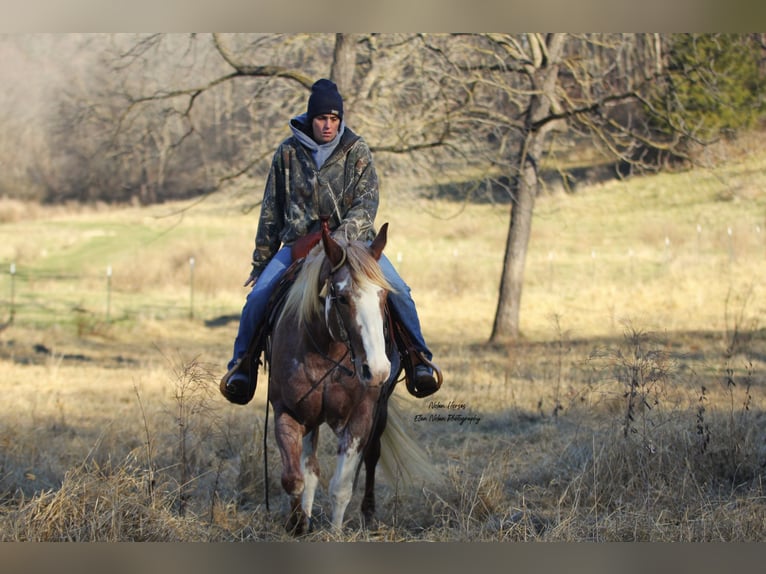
[219,237,442,405]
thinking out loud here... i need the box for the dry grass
[0,137,765,541]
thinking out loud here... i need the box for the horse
[266,220,417,534]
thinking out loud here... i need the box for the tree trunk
[490,136,540,341]
[330,33,357,121]
[490,33,565,342]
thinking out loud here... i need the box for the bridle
[294,251,358,406]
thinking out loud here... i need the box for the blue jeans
[228,245,432,370]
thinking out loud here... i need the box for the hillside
[0,132,764,541]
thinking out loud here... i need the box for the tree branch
[211,33,315,89]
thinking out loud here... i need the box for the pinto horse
[267,221,407,533]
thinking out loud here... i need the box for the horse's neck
[291,311,335,355]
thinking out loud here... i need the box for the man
[222,79,441,402]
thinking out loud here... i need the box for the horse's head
[320,222,392,387]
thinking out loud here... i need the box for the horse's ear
[369,223,388,261]
[321,217,345,268]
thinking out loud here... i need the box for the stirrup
[405,354,443,398]
[220,358,258,405]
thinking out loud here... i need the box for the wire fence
[1,220,764,331]
[531,220,765,281]
[0,257,230,331]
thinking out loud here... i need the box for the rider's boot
[220,356,257,405]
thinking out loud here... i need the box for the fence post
[106,265,112,322]
[727,227,734,264]
[9,262,16,324]
[189,256,195,320]
[548,250,554,289]
[664,236,671,266]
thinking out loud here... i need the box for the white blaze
[353,281,390,383]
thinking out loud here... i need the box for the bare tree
[28,33,743,343]
[445,33,703,341]
[84,33,472,203]
[488,34,567,341]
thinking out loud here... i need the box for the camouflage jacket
[250,119,379,278]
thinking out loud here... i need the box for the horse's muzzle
[357,358,390,388]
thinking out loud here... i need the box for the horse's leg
[274,410,308,535]
[328,392,382,532]
[300,427,320,531]
[328,432,364,532]
[361,401,387,528]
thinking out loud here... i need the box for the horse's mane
[280,237,394,330]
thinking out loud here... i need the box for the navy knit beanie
[307,79,343,120]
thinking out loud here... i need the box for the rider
[222,78,441,402]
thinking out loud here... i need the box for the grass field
[0,133,765,541]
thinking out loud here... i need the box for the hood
[290,112,346,169]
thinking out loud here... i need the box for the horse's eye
[336,294,349,306]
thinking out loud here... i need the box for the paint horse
[268,220,402,533]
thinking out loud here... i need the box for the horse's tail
[379,394,444,489]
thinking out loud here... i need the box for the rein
[294,340,352,407]
[294,263,354,407]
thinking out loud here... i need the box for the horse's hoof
[361,516,374,531]
[285,513,308,536]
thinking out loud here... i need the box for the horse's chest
[288,371,363,429]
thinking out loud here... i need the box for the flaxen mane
[279,236,395,330]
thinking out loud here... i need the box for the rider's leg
[377,253,441,396]
[377,254,432,360]
[226,245,293,374]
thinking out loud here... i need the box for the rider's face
[312,114,341,144]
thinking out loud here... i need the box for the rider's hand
[244,270,258,288]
